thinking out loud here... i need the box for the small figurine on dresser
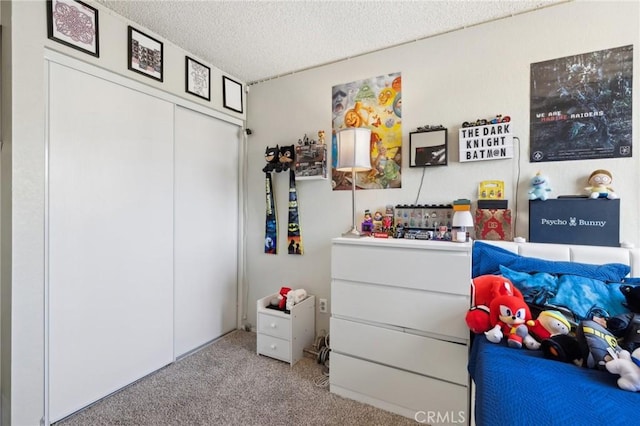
[373,211,384,232]
[382,205,394,235]
[361,210,373,235]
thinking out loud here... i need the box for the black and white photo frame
[223,76,243,113]
[128,26,163,82]
[47,0,100,57]
[185,56,211,101]
[409,128,448,167]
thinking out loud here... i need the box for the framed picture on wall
[409,128,448,167]
[47,0,100,57]
[222,76,243,113]
[128,26,163,82]
[185,56,211,101]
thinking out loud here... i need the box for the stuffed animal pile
[466,274,640,392]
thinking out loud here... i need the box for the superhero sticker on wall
[332,72,402,190]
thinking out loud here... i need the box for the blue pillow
[497,266,558,306]
[500,265,630,320]
[473,241,630,281]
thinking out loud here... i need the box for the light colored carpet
[55,330,417,425]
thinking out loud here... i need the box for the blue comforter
[468,337,640,425]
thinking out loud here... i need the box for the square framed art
[185,56,211,101]
[222,76,243,113]
[47,0,99,57]
[409,128,448,167]
[128,26,163,82]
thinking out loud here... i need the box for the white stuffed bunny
[605,348,640,392]
[285,289,307,311]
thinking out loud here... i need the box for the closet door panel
[48,63,174,422]
[174,106,239,356]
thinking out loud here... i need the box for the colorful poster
[332,72,402,189]
[530,45,633,162]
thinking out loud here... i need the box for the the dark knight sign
[530,45,633,162]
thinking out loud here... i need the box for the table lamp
[336,128,372,237]
[452,210,474,242]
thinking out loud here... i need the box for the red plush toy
[465,275,539,349]
[278,286,292,310]
[466,275,525,334]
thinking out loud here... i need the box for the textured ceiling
[97,0,567,84]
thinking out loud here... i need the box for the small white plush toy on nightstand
[285,289,307,311]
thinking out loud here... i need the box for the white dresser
[256,294,315,365]
[330,237,471,423]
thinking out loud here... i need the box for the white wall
[246,0,640,335]
[1,1,245,424]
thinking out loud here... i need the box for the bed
[468,240,640,425]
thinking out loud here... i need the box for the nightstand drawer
[257,312,291,340]
[257,334,291,363]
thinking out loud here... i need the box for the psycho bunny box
[529,198,620,247]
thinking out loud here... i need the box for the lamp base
[342,227,365,238]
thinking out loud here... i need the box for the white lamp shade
[452,210,474,227]
[336,128,372,172]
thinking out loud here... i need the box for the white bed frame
[481,240,640,277]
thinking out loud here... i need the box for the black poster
[530,45,633,162]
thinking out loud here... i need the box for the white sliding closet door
[174,106,239,357]
[48,63,174,422]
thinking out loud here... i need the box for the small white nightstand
[256,294,315,365]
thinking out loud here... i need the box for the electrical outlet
[319,298,328,313]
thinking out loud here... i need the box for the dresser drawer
[332,280,469,340]
[332,241,470,295]
[331,318,468,385]
[257,313,291,340]
[257,334,291,362]
[330,353,468,419]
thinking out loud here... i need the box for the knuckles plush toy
[465,275,539,349]
[466,275,523,334]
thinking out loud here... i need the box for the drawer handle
[270,344,277,350]
[270,323,277,328]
